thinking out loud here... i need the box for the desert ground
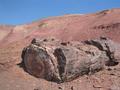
[0,8,120,90]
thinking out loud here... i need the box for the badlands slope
[0,8,120,90]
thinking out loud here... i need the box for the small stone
[58,86,62,89]
[71,86,74,90]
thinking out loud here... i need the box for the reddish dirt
[0,8,120,90]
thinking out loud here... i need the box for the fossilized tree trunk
[21,37,119,83]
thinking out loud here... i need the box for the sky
[0,0,120,25]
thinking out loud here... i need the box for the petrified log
[21,37,119,82]
[84,37,119,66]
